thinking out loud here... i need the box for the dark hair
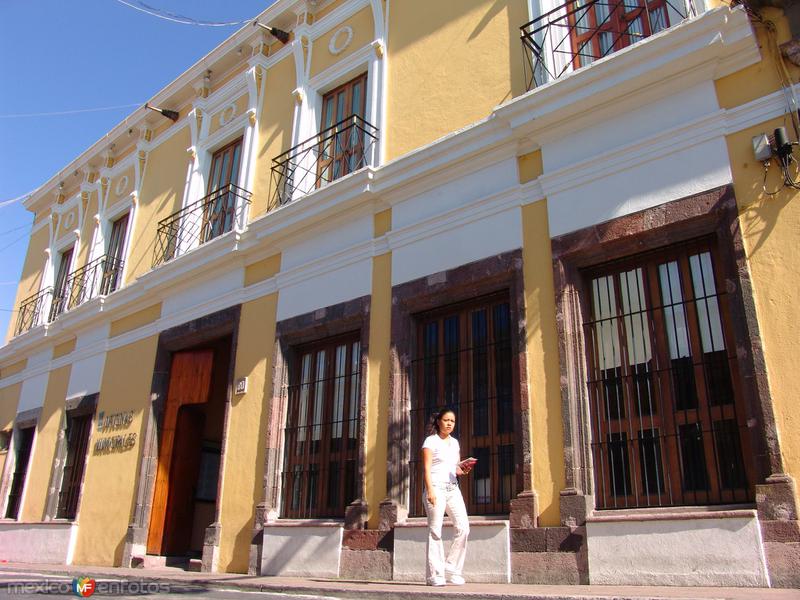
[427,407,456,435]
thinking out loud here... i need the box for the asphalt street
[0,571,338,600]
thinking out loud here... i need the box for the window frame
[409,292,522,517]
[581,237,755,510]
[281,331,363,519]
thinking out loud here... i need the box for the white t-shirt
[422,433,460,485]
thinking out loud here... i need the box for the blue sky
[0,0,275,338]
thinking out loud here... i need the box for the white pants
[424,482,470,583]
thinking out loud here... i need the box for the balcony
[14,287,53,337]
[51,255,125,318]
[152,183,252,268]
[269,115,379,211]
[521,0,693,90]
[13,255,126,337]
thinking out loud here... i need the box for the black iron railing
[51,255,125,316]
[152,184,252,268]
[269,115,378,211]
[14,287,53,336]
[521,0,692,90]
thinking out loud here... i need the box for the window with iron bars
[281,334,362,519]
[583,239,754,510]
[5,427,34,519]
[56,412,93,520]
[409,294,519,517]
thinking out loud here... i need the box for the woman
[422,408,475,586]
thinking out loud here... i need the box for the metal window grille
[152,184,251,268]
[583,240,754,509]
[14,287,54,336]
[409,294,518,517]
[281,334,362,519]
[56,413,92,520]
[269,115,378,211]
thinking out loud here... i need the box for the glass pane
[471,309,489,437]
[312,350,326,443]
[297,354,312,445]
[443,315,459,406]
[678,422,709,492]
[607,431,631,497]
[638,428,664,495]
[423,322,438,411]
[473,446,491,504]
[659,260,697,410]
[494,303,513,434]
[348,341,360,440]
[332,344,346,440]
[689,252,725,354]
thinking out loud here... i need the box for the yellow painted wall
[313,0,348,22]
[218,293,278,572]
[76,192,98,269]
[244,254,282,287]
[309,7,374,79]
[0,383,22,486]
[385,0,528,161]
[0,359,27,380]
[521,200,565,526]
[518,150,543,184]
[53,338,76,359]
[55,205,79,242]
[714,8,799,110]
[724,118,800,499]
[365,209,391,527]
[251,56,296,219]
[20,365,70,522]
[125,127,191,283]
[6,224,49,342]
[72,335,158,566]
[108,166,136,209]
[209,94,249,137]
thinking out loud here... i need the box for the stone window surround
[256,295,372,530]
[122,305,241,571]
[549,184,797,526]
[382,249,535,528]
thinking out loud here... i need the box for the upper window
[202,138,243,243]
[50,246,74,319]
[570,0,674,68]
[410,294,519,517]
[101,212,129,295]
[583,239,754,509]
[318,73,368,185]
[282,334,362,518]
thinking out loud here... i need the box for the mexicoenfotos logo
[72,576,96,597]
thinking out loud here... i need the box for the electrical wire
[0,189,39,208]
[113,0,253,27]
[0,224,29,237]
[0,103,143,119]
[0,231,30,253]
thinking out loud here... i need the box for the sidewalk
[0,563,798,600]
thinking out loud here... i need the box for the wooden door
[318,73,367,185]
[147,350,213,555]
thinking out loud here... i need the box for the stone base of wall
[339,530,393,580]
[761,520,800,588]
[511,551,582,584]
[509,525,587,584]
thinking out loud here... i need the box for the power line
[113,0,252,26]
[0,224,29,236]
[0,231,29,253]
[0,190,38,208]
[0,103,143,119]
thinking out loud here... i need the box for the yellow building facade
[0,0,799,587]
